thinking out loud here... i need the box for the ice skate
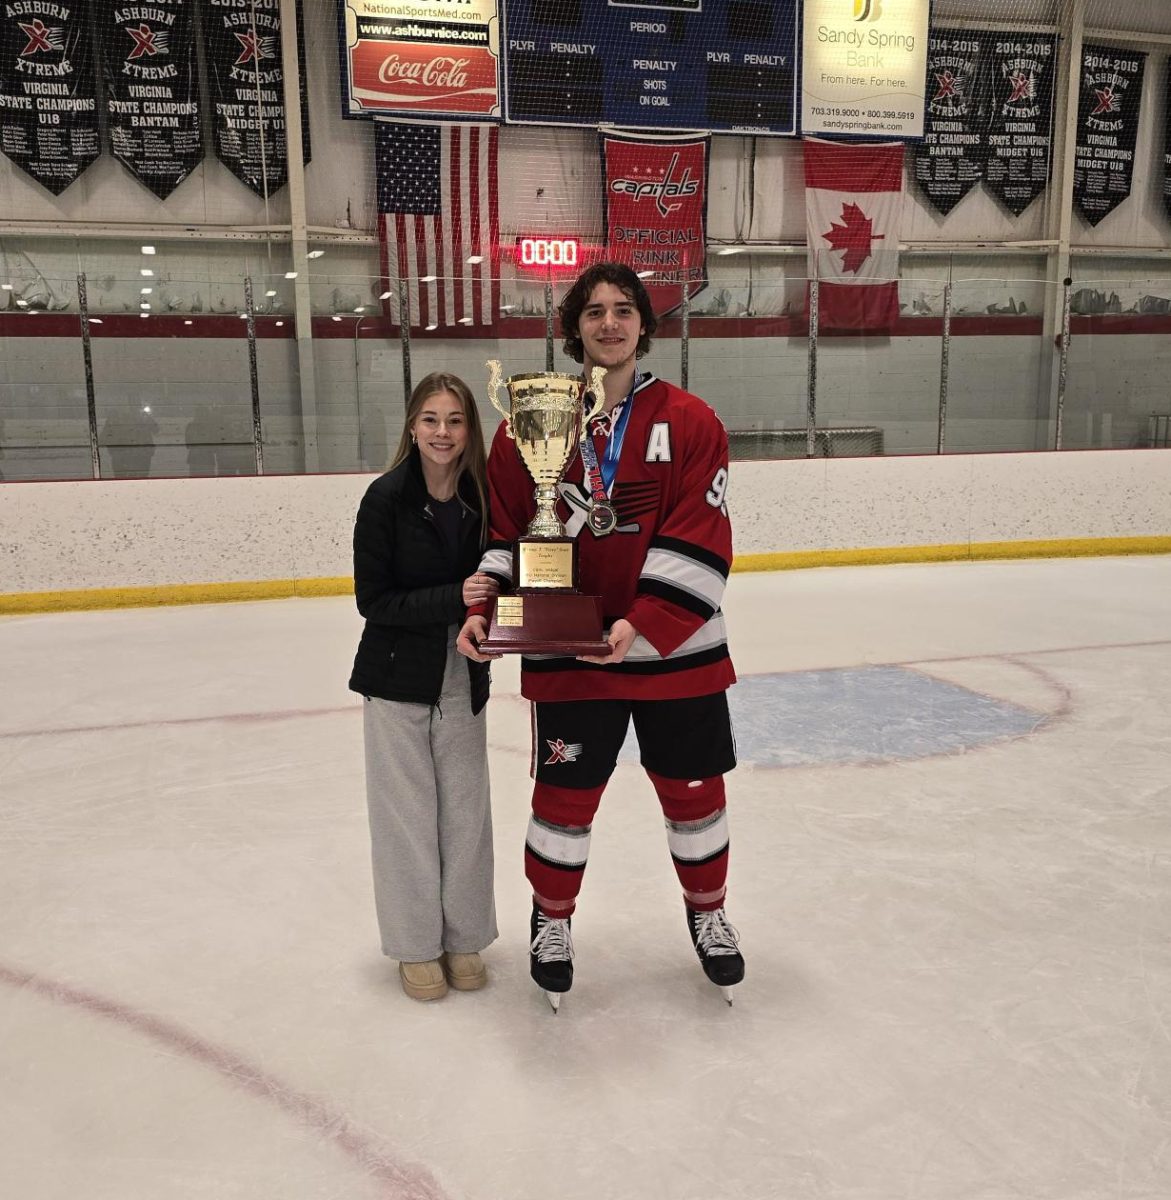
[687,906,744,1005]
[530,903,574,1012]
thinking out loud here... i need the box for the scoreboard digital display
[502,0,800,136]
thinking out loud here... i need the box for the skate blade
[720,986,735,1006]
[544,990,561,1013]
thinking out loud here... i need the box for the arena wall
[1,449,1167,612]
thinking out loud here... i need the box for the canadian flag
[804,138,904,331]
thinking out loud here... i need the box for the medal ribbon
[580,377,637,502]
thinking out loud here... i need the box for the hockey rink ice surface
[2,555,1169,1200]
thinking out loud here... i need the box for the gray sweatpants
[362,631,497,962]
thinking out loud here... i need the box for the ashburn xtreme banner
[1074,44,1146,227]
[203,0,311,197]
[0,2,100,195]
[984,33,1057,217]
[913,29,991,216]
[602,133,709,318]
[913,31,1057,219]
[1165,61,1171,226]
[99,0,202,199]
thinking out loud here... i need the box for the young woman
[350,372,499,1001]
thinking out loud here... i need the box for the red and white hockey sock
[648,771,729,913]
[524,781,606,917]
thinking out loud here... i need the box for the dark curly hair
[558,261,658,363]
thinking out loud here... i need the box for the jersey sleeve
[625,401,732,658]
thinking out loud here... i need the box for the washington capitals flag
[376,122,499,328]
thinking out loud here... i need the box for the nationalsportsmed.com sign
[802,0,930,137]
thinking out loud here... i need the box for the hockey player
[457,262,743,1009]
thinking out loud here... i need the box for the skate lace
[531,914,575,963]
[693,909,741,957]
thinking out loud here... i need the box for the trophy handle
[485,359,513,439]
[583,366,606,423]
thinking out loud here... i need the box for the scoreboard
[502,0,800,136]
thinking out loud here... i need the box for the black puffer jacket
[348,451,490,714]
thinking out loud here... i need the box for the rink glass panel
[5,255,1171,476]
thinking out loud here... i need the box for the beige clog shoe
[399,959,448,1001]
[443,952,488,991]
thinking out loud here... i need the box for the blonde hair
[390,372,489,541]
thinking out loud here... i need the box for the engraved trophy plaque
[479,360,612,656]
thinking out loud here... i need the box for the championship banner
[339,0,500,121]
[984,34,1057,216]
[99,0,202,199]
[203,0,311,197]
[1164,61,1171,225]
[804,138,903,332]
[601,133,708,317]
[0,2,99,194]
[1073,44,1146,227]
[913,29,990,216]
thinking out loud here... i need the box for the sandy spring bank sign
[802,0,930,138]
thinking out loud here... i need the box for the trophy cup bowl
[479,361,611,656]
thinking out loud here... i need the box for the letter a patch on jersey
[645,422,672,463]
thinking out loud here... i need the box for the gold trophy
[479,360,611,655]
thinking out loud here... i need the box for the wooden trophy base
[480,591,612,656]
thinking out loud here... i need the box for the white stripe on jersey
[640,546,727,611]
[623,611,728,663]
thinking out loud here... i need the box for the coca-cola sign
[340,0,500,120]
[378,54,470,90]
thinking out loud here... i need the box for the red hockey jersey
[473,372,736,703]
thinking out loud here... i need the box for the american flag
[376,122,499,328]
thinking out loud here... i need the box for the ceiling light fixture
[284,271,298,279]
[141,245,156,255]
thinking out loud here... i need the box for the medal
[578,374,640,538]
[587,501,618,536]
